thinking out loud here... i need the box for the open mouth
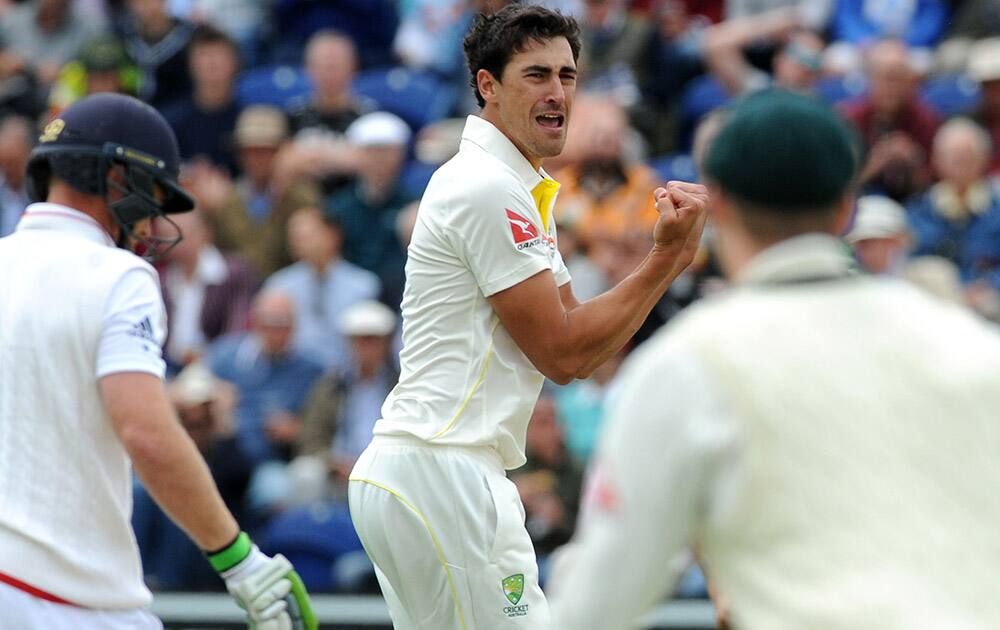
[536,112,565,129]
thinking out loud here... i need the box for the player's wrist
[205,530,254,574]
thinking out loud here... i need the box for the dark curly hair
[463,4,581,109]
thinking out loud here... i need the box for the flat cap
[705,90,858,210]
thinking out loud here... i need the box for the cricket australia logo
[501,574,529,617]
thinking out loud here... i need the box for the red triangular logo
[506,209,538,244]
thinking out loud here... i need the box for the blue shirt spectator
[907,118,1000,290]
[207,291,324,464]
[908,180,1000,288]
[264,206,381,372]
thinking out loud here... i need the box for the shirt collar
[460,115,550,190]
[929,180,993,221]
[738,233,858,286]
[16,202,116,247]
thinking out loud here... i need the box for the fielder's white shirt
[549,235,1000,630]
[374,115,571,469]
[0,203,166,609]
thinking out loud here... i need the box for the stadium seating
[351,67,455,131]
[237,64,313,109]
[261,501,366,591]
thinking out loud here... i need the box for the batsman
[0,93,317,630]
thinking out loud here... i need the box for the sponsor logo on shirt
[128,316,156,342]
[584,461,620,514]
[502,574,529,617]
[506,209,541,248]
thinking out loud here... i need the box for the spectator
[0,114,32,238]
[118,0,195,109]
[511,395,583,557]
[282,30,371,194]
[0,0,105,86]
[133,361,253,590]
[327,111,414,307]
[290,300,399,503]
[187,105,321,277]
[845,194,912,274]
[907,118,1000,295]
[162,24,241,175]
[576,0,653,105]
[157,207,259,371]
[393,0,474,82]
[0,49,46,120]
[842,38,940,201]
[966,38,1000,175]
[48,35,141,114]
[207,290,324,513]
[553,96,661,249]
[265,206,381,373]
[288,31,370,142]
[169,0,268,64]
[269,0,398,68]
[634,0,708,154]
[703,8,824,97]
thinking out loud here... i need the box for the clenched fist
[651,181,709,278]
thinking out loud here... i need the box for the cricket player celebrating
[548,90,1000,629]
[347,5,707,629]
[0,94,316,629]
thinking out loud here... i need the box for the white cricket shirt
[549,235,1000,630]
[0,203,167,609]
[374,115,571,469]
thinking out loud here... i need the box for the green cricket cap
[704,89,859,210]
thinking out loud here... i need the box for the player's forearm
[705,8,799,52]
[123,411,240,551]
[103,373,240,551]
[559,248,679,379]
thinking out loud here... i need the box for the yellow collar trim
[531,178,561,232]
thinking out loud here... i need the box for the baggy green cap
[705,89,859,210]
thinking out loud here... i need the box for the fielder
[0,93,316,629]
[347,5,707,629]
[548,90,1000,629]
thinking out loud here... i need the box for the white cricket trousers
[0,580,161,629]
[349,435,549,630]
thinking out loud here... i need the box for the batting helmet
[26,93,195,257]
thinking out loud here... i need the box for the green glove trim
[206,531,252,573]
[287,569,319,630]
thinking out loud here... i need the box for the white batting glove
[206,532,318,630]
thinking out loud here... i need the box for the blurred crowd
[2,0,999,598]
